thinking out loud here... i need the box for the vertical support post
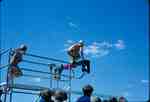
[9,79,13,102]
[3,68,8,102]
[0,0,2,83]
[69,66,71,102]
[0,49,1,83]
[4,49,12,102]
[49,64,53,88]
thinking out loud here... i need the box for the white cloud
[114,40,125,50]
[68,22,80,30]
[68,22,78,28]
[64,40,74,47]
[66,40,74,44]
[122,92,130,97]
[63,40,126,58]
[83,41,115,58]
[127,84,134,88]
[141,79,149,84]
[84,42,111,58]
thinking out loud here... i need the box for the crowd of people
[36,84,128,102]
[0,84,150,102]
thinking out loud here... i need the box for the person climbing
[50,64,64,80]
[67,40,90,73]
[50,41,90,80]
[67,40,84,64]
[9,44,27,78]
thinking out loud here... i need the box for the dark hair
[54,90,68,101]
[103,100,109,102]
[82,84,93,96]
[109,97,118,102]
[119,96,127,102]
[40,89,54,102]
[97,97,101,102]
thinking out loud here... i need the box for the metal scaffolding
[0,48,113,102]
[0,48,88,102]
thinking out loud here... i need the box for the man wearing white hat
[67,40,84,64]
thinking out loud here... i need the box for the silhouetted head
[119,96,127,102]
[109,97,118,102]
[82,84,93,96]
[40,89,54,102]
[103,100,109,102]
[54,90,68,102]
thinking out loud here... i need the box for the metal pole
[69,66,72,102]
[49,65,53,88]
[9,79,13,102]
[4,49,12,102]
[148,18,150,101]
[8,49,15,102]
[0,0,2,83]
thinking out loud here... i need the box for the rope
[26,53,70,64]
[23,60,49,66]
[22,67,73,78]
[0,64,9,69]
[0,49,5,52]
[22,74,70,82]
[0,49,10,56]
[12,90,39,95]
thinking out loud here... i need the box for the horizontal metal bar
[22,74,70,82]
[1,86,113,98]
[0,49,10,55]
[12,90,39,95]
[22,59,49,66]
[22,68,50,74]
[26,53,70,64]
[0,64,9,69]
[21,67,74,79]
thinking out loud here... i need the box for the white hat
[20,44,27,51]
[78,40,84,46]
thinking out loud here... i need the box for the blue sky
[0,0,149,101]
